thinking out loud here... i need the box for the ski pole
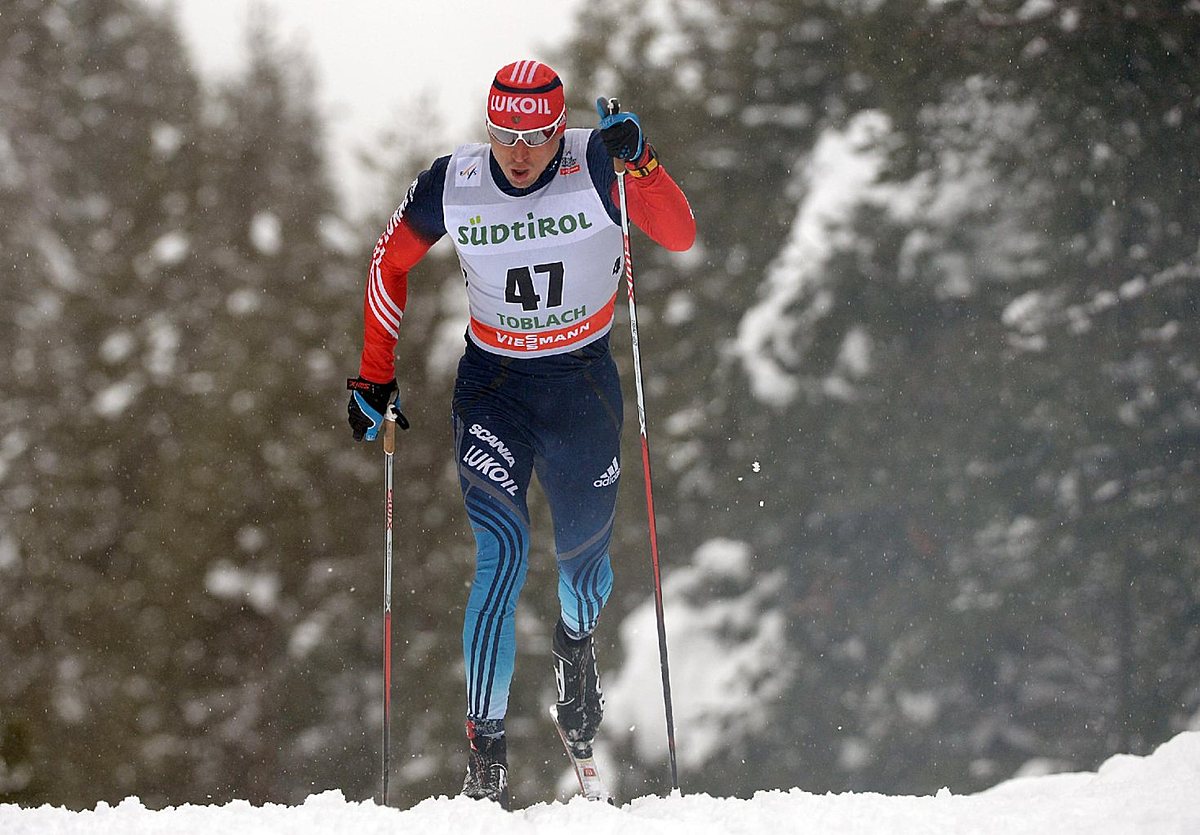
[605,97,680,793]
[381,407,397,806]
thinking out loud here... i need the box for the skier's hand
[595,98,644,162]
[346,377,409,441]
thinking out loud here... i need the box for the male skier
[347,59,695,808]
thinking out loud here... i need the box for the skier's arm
[358,157,449,383]
[359,220,432,382]
[588,118,695,252]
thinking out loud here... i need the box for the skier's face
[489,133,562,189]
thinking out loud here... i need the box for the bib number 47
[505,262,564,311]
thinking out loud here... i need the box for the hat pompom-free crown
[487,60,565,130]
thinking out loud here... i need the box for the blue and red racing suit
[359,127,694,723]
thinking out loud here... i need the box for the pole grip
[604,97,625,175]
[383,410,397,455]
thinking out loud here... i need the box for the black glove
[595,97,645,161]
[346,377,409,441]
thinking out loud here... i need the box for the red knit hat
[487,60,566,130]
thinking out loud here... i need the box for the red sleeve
[358,215,435,382]
[611,158,696,252]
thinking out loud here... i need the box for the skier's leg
[453,406,533,810]
[535,353,622,746]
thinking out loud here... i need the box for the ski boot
[551,619,604,758]
[461,719,510,810]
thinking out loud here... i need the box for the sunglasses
[485,110,566,147]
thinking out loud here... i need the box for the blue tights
[453,340,622,722]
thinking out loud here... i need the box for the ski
[549,705,614,805]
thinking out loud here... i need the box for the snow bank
[3,732,1199,834]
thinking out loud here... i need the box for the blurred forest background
[2,0,1199,811]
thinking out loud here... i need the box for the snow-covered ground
[4,731,1198,834]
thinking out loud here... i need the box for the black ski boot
[461,719,510,810]
[552,619,604,758]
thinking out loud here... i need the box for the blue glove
[595,97,644,161]
[346,377,409,441]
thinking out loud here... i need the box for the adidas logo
[554,656,568,703]
[592,457,620,488]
